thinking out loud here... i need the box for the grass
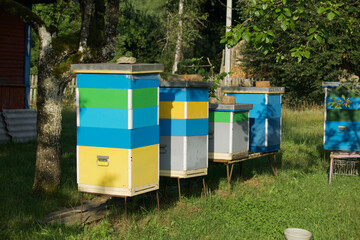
[0,106,359,239]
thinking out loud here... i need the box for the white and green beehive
[208,103,253,160]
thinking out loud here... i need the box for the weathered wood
[40,196,111,225]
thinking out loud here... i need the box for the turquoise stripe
[133,106,158,128]
[79,108,128,129]
[77,125,159,149]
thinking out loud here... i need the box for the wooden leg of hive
[226,164,230,191]
[124,196,127,219]
[80,192,83,223]
[268,154,278,177]
[156,191,160,221]
[177,178,182,203]
[329,154,334,184]
[229,164,234,181]
[239,162,243,177]
[202,178,207,200]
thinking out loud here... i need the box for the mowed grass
[1,106,359,239]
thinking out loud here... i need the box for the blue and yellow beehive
[159,81,211,178]
[323,82,360,151]
[222,87,285,153]
[208,103,253,160]
[72,64,163,197]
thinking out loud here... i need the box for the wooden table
[211,151,278,190]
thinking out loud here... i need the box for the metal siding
[0,113,11,143]
[2,109,36,143]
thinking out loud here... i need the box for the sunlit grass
[1,105,359,239]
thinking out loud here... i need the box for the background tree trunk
[172,0,184,74]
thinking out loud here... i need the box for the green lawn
[0,106,359,240]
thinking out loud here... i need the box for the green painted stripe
[327,109,360,122]
[209,111,230,123]
[133,87,158,109]
[233,111,248,122]
[327,89,360,98]
[78,88,128,109]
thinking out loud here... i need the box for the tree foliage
[222,0,360,106]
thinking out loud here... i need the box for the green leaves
[327,12,336,20]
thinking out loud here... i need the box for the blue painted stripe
[227,93,281,118]
[160,88,208,102]
[77,73,159,89]
[324,121,360,151]
[77,125,159,149]
[160,118,208,136]
[268,95,281,106]
[268,117,281,146]
[249,117,281,152]
[79,108,128,129]
[326,97,360,110]
[249,118,265,150]
[133,106,158,128]
[227,93,266,105]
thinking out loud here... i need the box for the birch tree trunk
[172,0,184,74]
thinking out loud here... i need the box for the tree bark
[1,0,120,195]
[172,0,184,74]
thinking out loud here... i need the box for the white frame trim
[229,112,234,153]
[128,89,133,129]
[265,118,268,147]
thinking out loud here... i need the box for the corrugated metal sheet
[0,113,11,143]
[2,109,37,143]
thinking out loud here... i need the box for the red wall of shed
[0,10,26,111]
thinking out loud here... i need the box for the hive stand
[329,151,360,184]
[211,151,278,191]
[80,191,160,220]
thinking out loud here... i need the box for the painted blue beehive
[159,81,211,178]
[323,82,360,151]
[222,86,285,153]
[72,63,163,197]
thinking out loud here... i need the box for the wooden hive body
[73,64,163,196]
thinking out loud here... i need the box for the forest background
[30,0,360,106]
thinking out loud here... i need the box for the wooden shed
[0,0,54,112]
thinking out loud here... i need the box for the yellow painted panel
[160,101,185,119]
[78,146,129,188]
[132,144,159,188]
[187,102,208,119]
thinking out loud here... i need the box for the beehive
[72,63,163,197]
[208,103,253,160]
[159,81,211,178]
[323,82,360,151]
[222,86,285,153]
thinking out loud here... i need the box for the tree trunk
[172,0,184,74]
[33,76,63,194]
[32,29,63,194]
